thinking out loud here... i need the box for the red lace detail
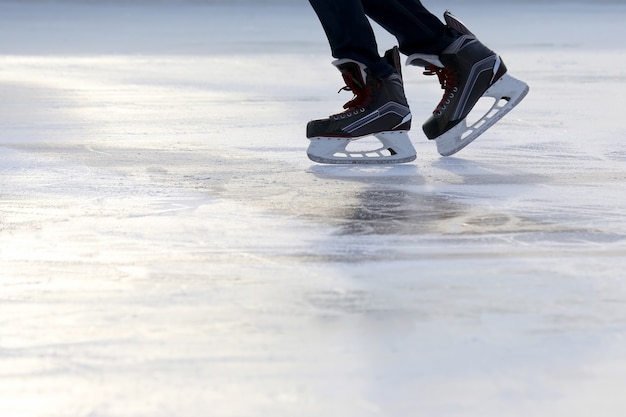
[331,73,376,120]
[424,64,459,115]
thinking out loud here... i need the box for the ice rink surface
[1,1,626,416]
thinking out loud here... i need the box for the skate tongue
[333,62,375,113]
[406,53,443,68]
[333,58,368,89]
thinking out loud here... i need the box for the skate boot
[306,47,415,164]
[407,11,529,156]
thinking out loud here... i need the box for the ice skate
[407,11,529,156]
[306,47,415,164]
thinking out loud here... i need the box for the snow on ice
[1,1,626,416]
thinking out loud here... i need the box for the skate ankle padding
[444,11,476,37]
[384,46,403,80]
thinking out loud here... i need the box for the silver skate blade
[435,74,529,157]
[307,131,416,165]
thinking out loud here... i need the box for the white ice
[1,1,626,416]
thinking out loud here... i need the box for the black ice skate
[306,47,415,164]
[407,11,529,156]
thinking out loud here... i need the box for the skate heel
[435,73,529,156]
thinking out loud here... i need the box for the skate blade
[435,74,529,157]
[307,131,416,165]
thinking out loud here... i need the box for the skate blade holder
[307,131,416,164]
[435,74,530,156]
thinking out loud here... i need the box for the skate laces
[424,64,459,115]
[331,73,376,120]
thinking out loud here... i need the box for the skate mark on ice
[6,142,625,249]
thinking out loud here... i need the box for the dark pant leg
[362,0,456,55]
[308,0,394,77]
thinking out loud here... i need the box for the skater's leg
[306,1,415,164]
[361,0,458,55]
[308,0,394,78]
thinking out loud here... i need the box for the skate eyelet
[360,108,365,113]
